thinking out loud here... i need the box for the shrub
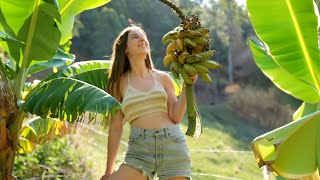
[227,85,294,130]
[14,136,93,179]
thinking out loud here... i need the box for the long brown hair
[107,26,154,98]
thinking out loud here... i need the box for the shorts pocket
[168,132,186,142]
[128,134,143,143]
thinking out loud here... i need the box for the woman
[101,25,196,180]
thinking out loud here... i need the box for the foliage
[227,85,294,130]
[247,0,320,178]
[14,136,93,179]
[0,0,116,178]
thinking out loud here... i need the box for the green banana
[195,27,209,34]
[199,72,212,84]
[193,37,209,45]
[181,67,193,85]
[190,63,209,74]
[183,64,198,75]
[186,50,216,63]
[183,37,197,48]
[197,60,222,69]
[172,60,182,72]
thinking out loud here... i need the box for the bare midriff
[129,112,174,129]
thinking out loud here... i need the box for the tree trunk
[0,113,23,180]
[0,62,20,180]
[227,0,233,84]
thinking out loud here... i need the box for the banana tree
[246,0,320,178]
[0,0,114,179]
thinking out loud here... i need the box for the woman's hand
[190,74,198,84]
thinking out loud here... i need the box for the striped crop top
[121,72,168,124]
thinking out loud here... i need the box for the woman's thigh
[108,164,148,180]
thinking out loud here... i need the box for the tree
[0,0,119,179]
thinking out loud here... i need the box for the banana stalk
[185,84,202,138]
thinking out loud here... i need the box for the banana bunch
[162,15,222,138]
[162,16,221,85]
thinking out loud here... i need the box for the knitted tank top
[121,72,168,123]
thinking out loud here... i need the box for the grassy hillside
[73,104,275,180]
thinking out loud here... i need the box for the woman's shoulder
[152,69,172,84]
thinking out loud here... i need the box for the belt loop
[164,128,168,138]
[141,129,145,140]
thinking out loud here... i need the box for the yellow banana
[190,63,209,74]
[163,53,175,67]
[178,51,189,64]
[176,38,184,52]
[166,41,177,56]
[181,67,193,85]
[197,60,222,69]
[183,64,198,75]
[199,72,212,84]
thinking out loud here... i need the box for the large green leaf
[249,38,320,103]
[27,49,75,75]
[251,111,320,178]
[0,0,61,65]
[23,78,120,123]
[43,60,112,90]
[19,117,68,154]
[247,0,320,102]
[167,71,183,96]
[58,0,111,44]
[293,102,320,120]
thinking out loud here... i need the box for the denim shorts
[122,124,192,180]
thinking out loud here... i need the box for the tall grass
[227,85,294,130]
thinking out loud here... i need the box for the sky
[235,0,246,6]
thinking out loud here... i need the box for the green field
[73,104,276,180]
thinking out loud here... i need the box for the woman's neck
[128,55,150,77]
[129,65,150,78]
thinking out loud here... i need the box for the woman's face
[126,29,149,57]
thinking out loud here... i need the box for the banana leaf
[58,0,111,44]
[43,60,112,90]
[251,110,320,179]
[247,0,320,103]
[0,0,61,66]
[19,117,68,154]
[27,49,75,75]
[293,102,320,120]
[248,38,320,103]
[247,0,320,178]
[23,78,120,124]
